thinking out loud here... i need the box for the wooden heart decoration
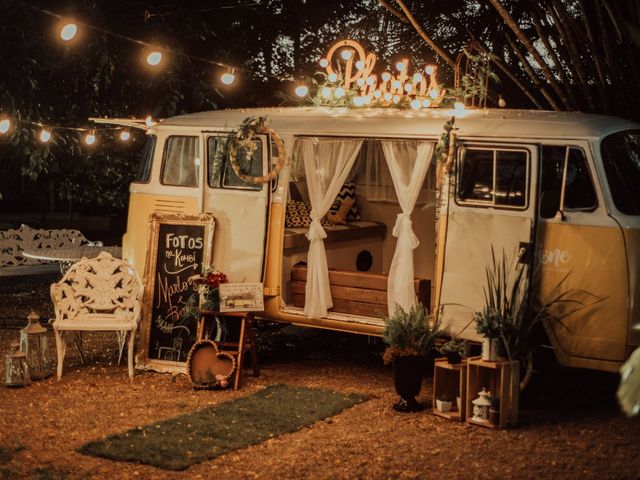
[186,340,236,390]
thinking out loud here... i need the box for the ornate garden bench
[0,224,93,276]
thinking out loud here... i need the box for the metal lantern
[20,311,52,380]
[471,388,493,422]
[5,342,31,387]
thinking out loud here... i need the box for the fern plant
[382,304,441,364]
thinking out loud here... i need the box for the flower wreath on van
[228,116,288,185]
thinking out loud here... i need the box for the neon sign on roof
[317,39,446,109]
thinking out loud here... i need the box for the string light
[355,60,365,69]
[145,115,155,127]
[119,130,131,141]
[0,118,10,134]
[395,61,406,72]
[327,72,338,83]
[319,58,329,68]
[84,131,96,145]
[425,65,435,75]
[146,51,163,66]
[221,69,236,85]
[381,72,391,82]
[294,85,309,97]
[59,23,78,42]
[413,73,423,83]
[320,86,332,99]
[410,99,422,110]
[39,129,52,143]
[334,87,345,98]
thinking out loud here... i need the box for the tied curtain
[381,140,435,316]
[300,137,364,318]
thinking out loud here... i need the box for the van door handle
[517,241,532,264]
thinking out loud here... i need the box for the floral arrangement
[181,268,228,323]
[190,268,228,311]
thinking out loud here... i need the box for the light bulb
[381,72,391,82]
[373,90,382,98]
[294,85,309,97]
[366,76,376,86]
[319,58,329,68]
[391,80,401,90]
[146,51,162,66]
[383,92,392,102]
[413,73,423,83]
[395,61,406,72]
[429,88,439,99]
[327,72,338,83]
[355,60,365,69]
[119,130,131,141]
[352,96,363,106]
[498,96,506,108]
[425,65,435,75]
[0,118,10,134]
[320,86,332,98]
[410,99,422,110]
[335,87,346,98]
[341,49,353,60]
[362,95,372,105]
[221,71,235,85]
[404,83,413,93]
[356,78,365,87]
[393,95,400,104]
[60,23,77,42]
[422,98,432,108]
[39,129,51,143]
[145,116,155,127]
[84,132,96,145]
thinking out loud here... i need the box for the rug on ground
[79,384,369,470]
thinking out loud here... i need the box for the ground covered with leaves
[1,275,639,479]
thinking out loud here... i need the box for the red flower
[206,271,228,289]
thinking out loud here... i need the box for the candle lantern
[471,388,493,422]
[20,311,52,380]
[5,342,31,387]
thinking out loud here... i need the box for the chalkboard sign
[137,213,215,373]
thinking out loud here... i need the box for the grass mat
[79,384,368,470]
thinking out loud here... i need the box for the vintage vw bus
[98,106,640,373]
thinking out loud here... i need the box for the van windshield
[601,130,640,215]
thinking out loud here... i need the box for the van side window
[540,146,597,218]
[458,148,528,208]
[207,137,262,191]
[161,136,200,187]
[135,135,156,183]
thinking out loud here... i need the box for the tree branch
[378,0,408,24]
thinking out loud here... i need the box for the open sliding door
[203,134,270,283]
[437,143,538,341]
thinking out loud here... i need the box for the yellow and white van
[101,107,640,373]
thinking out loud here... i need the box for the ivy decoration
[228,116,287,185]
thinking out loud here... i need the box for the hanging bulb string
[24,3,292,82]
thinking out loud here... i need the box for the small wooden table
[197,310,260,390]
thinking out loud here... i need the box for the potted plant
[435,394,453,413]
[437,338,467,364]
[382,304,441,413]
[474,306,504,361]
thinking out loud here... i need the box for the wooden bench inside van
[291,264,431,318]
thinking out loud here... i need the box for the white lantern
[20,312,52,380]
[471,388,493,422]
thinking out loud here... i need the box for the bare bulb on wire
[60,23,78,42]
[84,132,96,145]
[119,130,131,141]
[0,118,10,134]
[39,129,52,143]
[146,51,162,66]
[145,116,155,127]
[294,85,308,97]
[221,70,235,85]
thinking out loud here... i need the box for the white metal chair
[50,252,144,379]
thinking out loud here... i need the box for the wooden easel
[197,310,260,390]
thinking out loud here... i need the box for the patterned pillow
[285,200,332,227]
[329,182,362,221]
[286,200,312,228]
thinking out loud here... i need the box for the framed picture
[137,213,215,374]
[219,283,264,312]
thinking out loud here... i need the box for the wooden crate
[466,357,519,429]
[432,358,468,421]
[291,265,430,317]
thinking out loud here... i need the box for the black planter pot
[445,351,462,364]
[392,355,424,412]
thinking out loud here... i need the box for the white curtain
[382,140,435,315]
[300,137,364,318]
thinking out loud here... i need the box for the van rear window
[601,130,640,215]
